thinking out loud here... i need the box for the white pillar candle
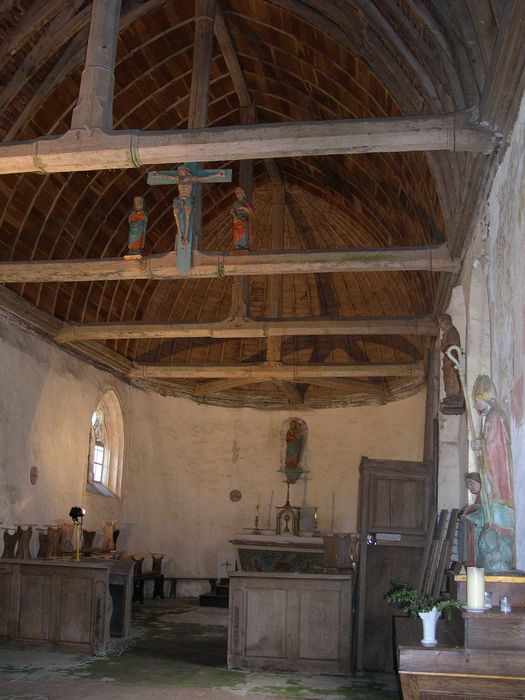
[466,566,485,609]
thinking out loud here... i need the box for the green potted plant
[386,585,463,646]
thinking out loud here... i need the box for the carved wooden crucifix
[147,163,231,273]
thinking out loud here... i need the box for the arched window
[87,390,124,497]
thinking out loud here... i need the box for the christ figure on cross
[147,163,232,273]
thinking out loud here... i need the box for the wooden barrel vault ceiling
[0,0,522,408]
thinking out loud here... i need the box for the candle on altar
[267,490,274,528]
[466,566,485,609]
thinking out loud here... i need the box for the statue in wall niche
[285,419,305,468]
[125,195,148,258]
[280,418,307,484]
[102,519,117,550]
[471,375,516,572]
[459,472,485,566]
[229,186,252,253]
[438,314,464,415]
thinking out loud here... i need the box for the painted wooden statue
[230,186,252,253]
[125,195,148,258]
[460,472,485,566]
[472,375,515,571]
[282,418,307,484]
[147,163,232,273]
[438,314,464,414]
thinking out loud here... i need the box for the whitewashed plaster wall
[482,91,525,569]
[438,285,468,512]
[0,315,426,577]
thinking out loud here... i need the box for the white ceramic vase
[418,606,441,646]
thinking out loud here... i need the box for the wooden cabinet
[355,457,434,672]
[0,558,133,653]
[395,615,525,699]
[228,571,352,674]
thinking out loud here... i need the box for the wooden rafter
[128,361,424,381]
[0,111,500,176]
[0,244,459,284]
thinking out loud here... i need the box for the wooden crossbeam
[192,378,259,396]
[0,112,499,175]
[0,244,458,284]
[128,360,424,380]
[191,375,390,398]
[56,315,437,342]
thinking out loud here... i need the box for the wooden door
[355,457,434,672]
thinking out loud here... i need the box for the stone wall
[0,316,426,577]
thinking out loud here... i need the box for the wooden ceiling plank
[128,360,424,380]
[0,2,88,117]
[0,111,500,175]
[4,36,87,143]
[70,0,122,131]
[0,244,459,284]
[0,0,71,70]
[4,0,170,141]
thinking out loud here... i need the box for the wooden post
[266,182,286,364]
[187,0,216,252]
[70,0,121,130]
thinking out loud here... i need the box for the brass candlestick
[253,504,260,535]
[312,506,320,537]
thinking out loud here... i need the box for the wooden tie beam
[128,361,424,381]
[0,244,459,284]
[56,316,438,342]
[0,112,500,176]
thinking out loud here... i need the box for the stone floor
[0,598,401,699]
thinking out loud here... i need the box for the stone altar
[230,533,325,573]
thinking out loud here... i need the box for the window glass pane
[93,443,105,483]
